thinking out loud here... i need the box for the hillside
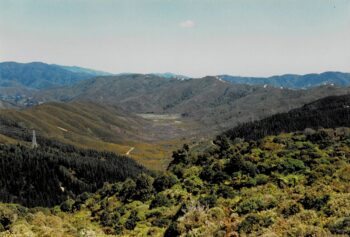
[35,74,350,133]
[219,71,350,89]
[0,101,195,170]
[0,62,110,89]
[222,94,350,141]
[0,138,148,207]
[0,128,349,236]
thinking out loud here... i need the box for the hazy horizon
[1,0,349,77]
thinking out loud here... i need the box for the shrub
[282,203,302,217]
[216,185,237,198]
[150,193,172,209]
[124,210,139,230]
[236,196,276,215]
[153,173,177,192]
[183,176,203,194]
[300,194,330,211]
[226,156,257,176]
[326,217,350,235]
[199,195,217,208]
[199,166,215,182]
[278,158,306,174]
[255,174,269,185]
[238,214,274,234]
[152,218,171,227]
[212,171,230,184]
[164,222,182,237]
[60,199,75,212]
[120,178,136,201]
[133,173,154,201]
[100,211,120,227]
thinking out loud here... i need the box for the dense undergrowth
[1,127,350,236]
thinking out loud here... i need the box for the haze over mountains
[1,62,350,91]
[1,61,350,138]
[219,71,350,89]
[0,62,111,89]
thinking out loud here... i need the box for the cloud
[179,20,195,28]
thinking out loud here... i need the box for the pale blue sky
[1,0,349,76]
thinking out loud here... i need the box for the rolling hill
[35,74,350,133]
[0,101,194,170]
[219,71,350,89]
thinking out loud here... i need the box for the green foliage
[281,202,302,217]
[153,173,177,192]
[0,140,147,207]
[238,214,274,234]
[133,173,154,201]
[199,195,217,208]
[124,210,139,230]
[60,199,75,212]
[300,194,330,211]
[236,196,277,215]
[326,217,350,235]
[150,193,172,209]
[1,128,349,236]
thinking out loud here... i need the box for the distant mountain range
[219,71,350,89]
[1,61,350,90]
[0,61,112,89]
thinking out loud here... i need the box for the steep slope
[222,94,350,141]
[0,139,148,207]
[0,101,193,170]
[0,62,109,89]
[220,71,350,89]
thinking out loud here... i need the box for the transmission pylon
[32,130,38,148]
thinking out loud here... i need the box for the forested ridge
[222,94,350,141]
[1,127,349,236]
[0,140,148,207]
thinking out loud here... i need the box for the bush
[238,214,274,234]
[183,176,203,194]
[236,196,276,215]
[153,173,177,192]
[60,199,75,212]
[100,211,120,227]
[226,156,257,176]
[300,194,330,211]
[133,173,154,201]
[150,193,172,209]
[326,217,350,235]
[255,174,269,185]
[282,203,302,217]
[152,218,171,227]
[199,195,217,208]
[120,178,136,201]
[124,210,139,230]
[278,158,306,174]
[216,185,237,198]
[164,222,182,237]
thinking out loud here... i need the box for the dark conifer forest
[0,141,147,207]
[222,94,350,141]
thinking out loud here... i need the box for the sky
[0,0,350,77]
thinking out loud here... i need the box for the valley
[0,62,350,236]
[1,66,350,170]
